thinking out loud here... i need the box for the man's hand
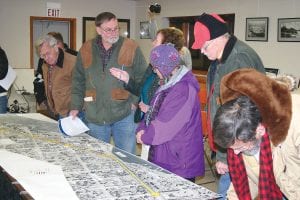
[109,67,129,84]
[215,161,229,175]
[69,110,79,120]
[136,130,144,144]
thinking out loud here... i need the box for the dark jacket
[207,36,265,163]
[0,47,9,93]
[125,65,160,122]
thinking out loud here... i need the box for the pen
[119,64,124,80]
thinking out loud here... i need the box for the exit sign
[47,8,60,17]
[46,2,61,17]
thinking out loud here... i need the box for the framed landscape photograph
[278,18,300,42]
[265,67,279,77]
[82,17,130,43]
[245,17,268,41]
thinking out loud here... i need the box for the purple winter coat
[136,71,205,178]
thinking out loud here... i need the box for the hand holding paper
[58,116,89,136]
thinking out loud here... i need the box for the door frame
[30,16,76,68]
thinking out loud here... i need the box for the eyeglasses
[40,51,51,60]
[101,27,120,34]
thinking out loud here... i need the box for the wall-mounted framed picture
[265,67,279,77]
[278,18,300,42]
[140,21,151,39]
[245,17,268,41]
[82,17,130,43]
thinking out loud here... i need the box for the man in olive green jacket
[70,12,147,154]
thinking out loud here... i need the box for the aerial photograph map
[0,114,220,200]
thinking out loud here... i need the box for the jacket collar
[219,35,237,63]
[56,48,64,68]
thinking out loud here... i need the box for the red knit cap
[192,13,228,49]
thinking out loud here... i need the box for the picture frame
[245,17,268,41]
[278,18,300,42]
[265,67,279,77]
[140,21,151,39]
[82,17,130,43]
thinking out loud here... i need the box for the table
[0,114,220,200]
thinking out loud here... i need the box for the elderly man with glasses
[70,12,147,154]
[191,13,266,199]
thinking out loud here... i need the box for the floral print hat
[150,43,180,78]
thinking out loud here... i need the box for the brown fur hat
[220,68,292,146]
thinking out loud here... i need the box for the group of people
[33,11,205,183]
[30,10,299,199]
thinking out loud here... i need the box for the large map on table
[0,114,220,200]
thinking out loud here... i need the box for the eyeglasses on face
[101,26,120,34]
[40,50,52,60]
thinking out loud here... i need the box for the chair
[198,88,217,180]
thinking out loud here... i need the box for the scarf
[145,66,189,126]
[228,133,282,200]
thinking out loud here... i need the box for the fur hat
[220,68,292,146]
[150,44,180,77]
[192,13,228,49]
[272,74,298,91]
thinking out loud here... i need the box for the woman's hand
[109,67,129,84]
[139,101,150,113]
[136,130,144,144]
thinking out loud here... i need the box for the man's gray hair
[35,35,58,53]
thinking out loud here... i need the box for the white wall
[0,0,137,92]
[135,0,300,76]
[1,0,300,92]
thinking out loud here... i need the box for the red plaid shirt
[228,133,283,200]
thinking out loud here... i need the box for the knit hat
[220,68,292,146]
[150,44,180,77]
[192,13,228,49]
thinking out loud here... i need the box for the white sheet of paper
[0,150,79,200]
[141,144,150,160]
[59,116,89,136]
[0,65,16,90]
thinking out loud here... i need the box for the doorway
[30,16,76,69]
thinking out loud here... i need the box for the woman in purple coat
[136,44,205,182]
